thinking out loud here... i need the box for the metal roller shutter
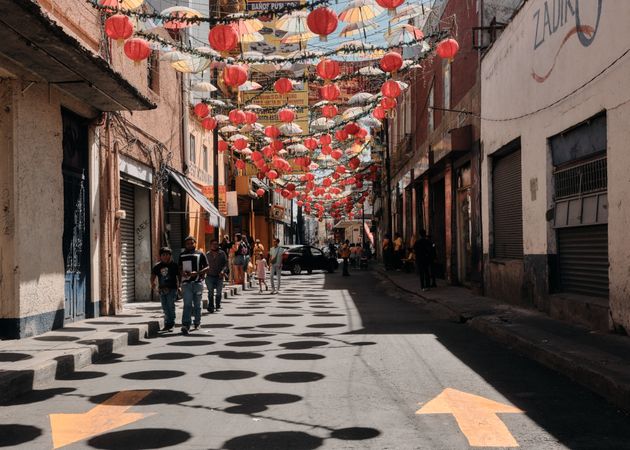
[120,181,135,303]
[558,225,609,298]
[493,149,523,259]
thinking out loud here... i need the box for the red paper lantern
[223,65,248,87]
[356,128,368,139]
[381,97,397,110]
[244,111,258,124]
[229,109,246,125]
[381,80,401,98]
[271,140,284,151]
[233,138,248,151]
[252,151,263,161]
[304,138,319,150]
[436,38,460,61]
[380,52,403,73]
[265,126,281,139]
[375,0,404,15]
[323,178,332,187]
[263,146,274,158]
[278,108,296,123]
[218,140,228,152]
[319,134,332,145]
[349,157,360,170]
[297,200,304,207]
[320,84,340,101]
[344,122,360,135]
[321,104,338,119]
[208,24,238,52]
[124,38,151,63]
[274,78,293,95]
[373,106,387,120]
[307,7,338,41]
[316,59,341,81]
[267,169,279,180]
[256,188,265,197]
[235,159,246,170]
[194,102,210,118]
[105,15,134,42]
[321,145,332,155]
[331,149,343,160]
[335,129,349,141]
[336,165,346,174]
[201,117,217,130]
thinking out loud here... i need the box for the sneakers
[193,324,199,331]
[270,290,277,295]
[207,308,214,314]
[181,326,189,335]
[161,326,173,332]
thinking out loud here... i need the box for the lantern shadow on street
[87,428,191,450]
[146,352,196,360]
[207,351,265,359]
[225,340,273,347]
[264,371,325,383]
[223,393,303,415]
[0,424,43,447]
[222,431,323,449]
[276,353,326,360]
[121,370,186,380]
[200,370,257,380]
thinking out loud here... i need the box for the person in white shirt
[268,238,285,294]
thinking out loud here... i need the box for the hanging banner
[226,191,239,217]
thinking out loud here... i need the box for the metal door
[120,180,136,303]
[62,110,90,322]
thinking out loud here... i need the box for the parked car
[281,245,339,275]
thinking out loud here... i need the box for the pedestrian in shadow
[340,240,351,276]
[382,234,393,270]
[413,230,432,291]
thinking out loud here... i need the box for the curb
[0,318,163,404]
[376,266,630,413]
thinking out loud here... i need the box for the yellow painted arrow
[416,388,523,448]
[50,390,154,449]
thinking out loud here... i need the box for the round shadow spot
[146,352,195,360]
[166,340,215,347]
[278,300,303,304]
[223,431,322,450]
[201,323,233,328]
[299,332,326,337]
[208,351,264,360]
[33,335,79,342]
[280,340,329,350]
[89,389,193,406]
[264,371,324,383]
[58,327,97,332]
[330,427,381,441]
[237,306,264,310]
[307,323,346,328]
[313,313,346,317]
[224,393,302,414]
[56,371,106,381]
[225,313,255,317]
[235,333,276,338]
[88,428,191,449]
[92,353,125,365]
[225,340,272,347]
[201,370,257,380]
[233,326,255,330]
[1,387,75,406]
[0,424,42,447]
[86,321,124,325]
[311,305,336,309]
[352,341,377,346]
[257,323,294,328]
[269,314,303,317]
[0,352,33,362]
[122,370,185,380]
[278,306,302,309]
[276,353,326,360]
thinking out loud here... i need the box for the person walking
[151,247,180,332]
[413,230,433,291]
[269,238,285,294]
[256,252,269,293]
[393,233,404,270]
[205,238,228,314]
[340,240,351,276]
[253,238,265,272]
[382,234,393,270]
[179,236,208,334]
[232,233,247,286]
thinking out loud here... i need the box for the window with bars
[554,157,607,200]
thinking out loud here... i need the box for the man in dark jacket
[205,238,228,313]
[413,229,433,291]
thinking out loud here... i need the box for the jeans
[416,263,430,289]
[205,275,223,311]
[270,265,282,292]
[159,289,177,328]
[182,282,203,328]
[342,258,350,276]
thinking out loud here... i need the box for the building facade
[481,0,628,331]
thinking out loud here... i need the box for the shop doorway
[456,165,473,285]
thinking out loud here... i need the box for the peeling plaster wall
[481,1,630,328]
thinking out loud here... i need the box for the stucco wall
[481,0,630,327]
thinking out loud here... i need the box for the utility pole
[212,66,219,240]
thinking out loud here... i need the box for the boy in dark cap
[151,247,180,332]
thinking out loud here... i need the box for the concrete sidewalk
[375,266,630,412]
[0,280,253,403]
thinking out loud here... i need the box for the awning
[251,177,270,191]
[0,0,155,111]
[167,168,226,229]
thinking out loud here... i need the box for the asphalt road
[2,269,630,449]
